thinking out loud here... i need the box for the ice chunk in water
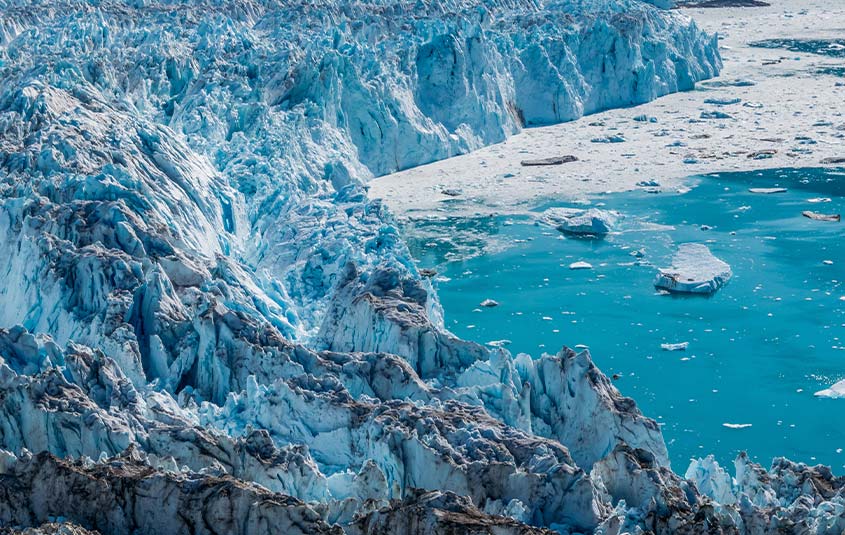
[543,208,619,237]
[654,244,732,294]
[815,379,845,398]
[748,187,786,194]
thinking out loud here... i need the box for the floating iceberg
[654,244,732,294]
[815,379,845,398]
[749,186,787,193]
[543,208,620,237]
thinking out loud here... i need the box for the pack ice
[0,0,841,534]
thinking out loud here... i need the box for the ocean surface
[406,167,845,472]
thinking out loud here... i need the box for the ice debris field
[406,167,845,471]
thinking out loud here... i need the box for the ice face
[2,0,839,533]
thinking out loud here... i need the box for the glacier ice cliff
[1,0,842,534]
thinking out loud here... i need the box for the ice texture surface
[0,0,839,534]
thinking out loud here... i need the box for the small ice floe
[661,342,689,351]
[815,379,845,398]
[808,197,832,203]
[704,97,742,106]
[700,111,732,119]
[802,211,840,222]
[520,155,577,166]
[633,114,658,123]
[747,150,777,160]
[748,187,787,194]
[591,134,626,143]
[486,339,512,348]
[542,208,620,237]
[569,261,593,270]
[654,243,732,295]
[479,299,499,307]
[702,78,756,88]
[722,423,753,429]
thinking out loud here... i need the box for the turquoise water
[406,167,845,472]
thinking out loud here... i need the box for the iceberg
[815,379,845,398]
[542,208,620,237]
[654,243,733,294]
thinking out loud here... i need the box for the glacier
[0,0,842,534]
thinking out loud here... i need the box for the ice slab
[654,244,732,294]
[749,187,787,193]
[520,155,577,166]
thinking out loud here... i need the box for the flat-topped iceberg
[654,243,732,294]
